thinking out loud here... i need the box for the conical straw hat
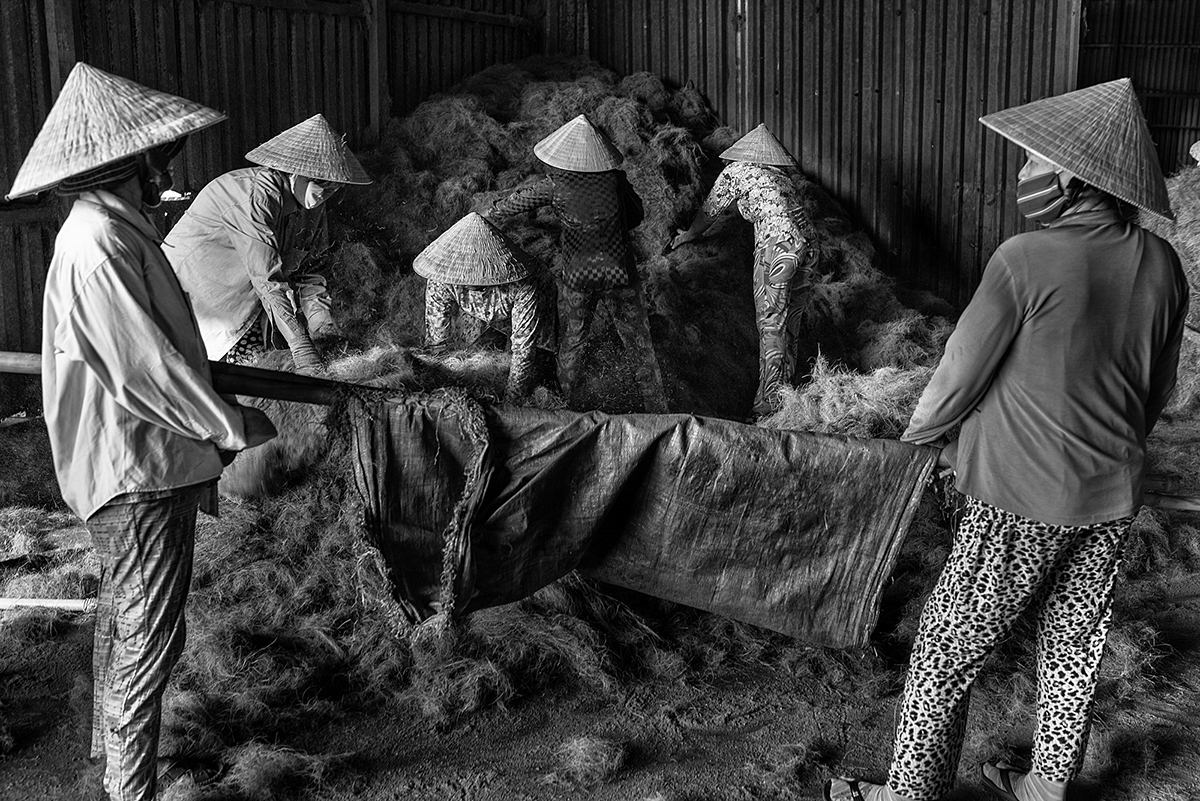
[6,62,226,200]
[534,114,623,172]
[719,123,795,166]
[980,78,1173,220]
[414,212,534,286]
[245,114,372,185]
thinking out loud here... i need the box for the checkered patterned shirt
[490,171,639,291]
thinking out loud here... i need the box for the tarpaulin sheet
[348,395,938,648]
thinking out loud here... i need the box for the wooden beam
[214,0,367,17]
[42,0,80,98]
[366,0,390,143]
[391,1,533,30]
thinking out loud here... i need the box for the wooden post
[43,0,80,98]
[366,0,390,143]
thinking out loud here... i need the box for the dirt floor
[3,483,1200,801]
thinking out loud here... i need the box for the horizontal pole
[391,1,533,29]
[0,597,96,612]
[215,0,368,17]
[0,351,384,406]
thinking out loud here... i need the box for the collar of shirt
[1047,207,1125,229]
[264,168,303,217]
[77,189,164,243]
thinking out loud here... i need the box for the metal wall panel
[1080,0,1200,175]
[387,0,542,113]
[73,0,371,197]
[587,0,1080,306]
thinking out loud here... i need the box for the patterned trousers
[752,235,813,415]
[88,487,201,801]
[559,282,668,413]
[888,496,1133,800]
[220,313,267,366]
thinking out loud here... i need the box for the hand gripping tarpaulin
[348,394,938,648]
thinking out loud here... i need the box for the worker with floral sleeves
[164,114,371,373]
[672,123,818,416]
[415,212,559,401]
[487,114,668,413]
[5,63,277,801]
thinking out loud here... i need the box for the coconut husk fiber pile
[1140,161,1200,415]
[322,53,957,419]
[6,58,1200,800]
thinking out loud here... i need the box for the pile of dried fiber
[1139,163,1200,414]
[324,54,954,419]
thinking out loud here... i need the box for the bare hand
[671,229,698,250]
[240,407,278,449]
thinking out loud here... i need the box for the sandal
[980,762,1021,801]
[824,777,869,801]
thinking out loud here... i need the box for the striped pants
[88,487,200,801]
[888,496,1132,800]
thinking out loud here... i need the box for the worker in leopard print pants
[827,80,1188,801]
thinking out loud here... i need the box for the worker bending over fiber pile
[414,211,559,402]
[165,114,372,373]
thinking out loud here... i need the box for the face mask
[138,139,183,208]
[292,176,338,210]
[138,162,174,208]
[1016,171,1071,224]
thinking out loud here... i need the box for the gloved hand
[290,341,324,375]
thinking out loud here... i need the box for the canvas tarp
[348,393,938,648]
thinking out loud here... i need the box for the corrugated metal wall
[387,0,542,113]
[73,0,373,196]
[1,2,59,357]
[1080,0,1200,175]
[583,0,1081,306]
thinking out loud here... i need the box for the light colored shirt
[903,207,1189,526]
[162,167,329,360]
[42,190,251,520]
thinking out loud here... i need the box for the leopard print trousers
[888,496,1133,800]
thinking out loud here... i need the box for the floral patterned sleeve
[505,282,540,400]
[424,280,455,351]
[489,177,554,220]
[699,165,740,218]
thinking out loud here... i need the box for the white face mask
[290,175,339,209]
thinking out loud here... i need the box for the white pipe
[0,598,96,612]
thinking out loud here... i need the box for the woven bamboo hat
[6,62,225,200]
[719,123,795,166]
[414,212,534,286]
[980,78,1173,220]
[533,114,624,172]
[245,114,372,185]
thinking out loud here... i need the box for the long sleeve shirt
[41,190,252,520]
[700,161,815,252]
[424,278,552,398]
[162,167,329,361]
[489,170,641,291]
[903,207,1189,526]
